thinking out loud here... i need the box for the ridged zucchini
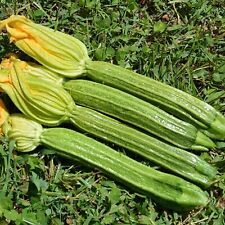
[85,61,225,140]
[4,114,209,210]
[70,106,217,188]
[64,79,215,150]
[0,64,216,187]
[41,128,208,211]
[1,16,224,140]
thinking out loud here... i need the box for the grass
[0,0,225,224]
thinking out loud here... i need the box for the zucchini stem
[192,131,216,151]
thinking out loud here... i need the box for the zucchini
[64,79,215,150]
[0,63,217,187]
[5,114,209,210]
[70,106,217,188]
[42,128,208,211]
[1,16,224,140]
[85,61,225,140]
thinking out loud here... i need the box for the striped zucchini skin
[85,61,225,140]
[64,80,215,150]
[40,128,208,210]
[70,106,217,188]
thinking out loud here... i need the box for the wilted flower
[0,57,76,126]
[0,15,90,77]
[1,55,64,85]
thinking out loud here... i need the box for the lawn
[0,0,225,224]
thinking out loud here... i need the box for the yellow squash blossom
[0,99,9,135]
[0,57,76,126]
[1,55,64,85]
[0,15,89,77]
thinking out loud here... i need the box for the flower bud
[3,114,42,152]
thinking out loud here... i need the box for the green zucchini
[4,114,209,210]
[42,128,208,211]
[85,61,225,140]
[0,64,216,187]
[70,106,217,188]
[2,16,224,139]
[64,79,215,150]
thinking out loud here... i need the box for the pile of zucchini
[0,15,224,211]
